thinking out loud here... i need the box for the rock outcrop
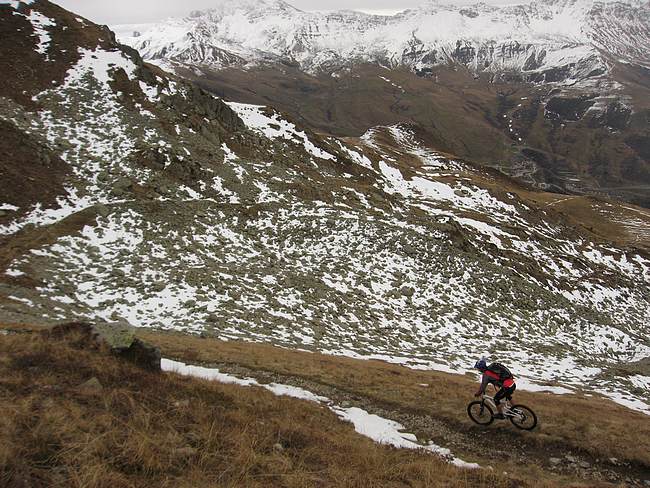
[46,321,161,371]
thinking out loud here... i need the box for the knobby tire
[509,404,537,430]
[467,400,494,426]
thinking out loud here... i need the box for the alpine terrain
[1,0,650,486]
[115,0,650,206]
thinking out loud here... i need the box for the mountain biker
[474,357,516,419]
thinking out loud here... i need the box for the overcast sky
[55,0,530,25]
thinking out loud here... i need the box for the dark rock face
[500,41,528,60]
[453,40,476,65]
[545,96,597,122]
[421,49,438,65]
[401,38,427,65]
[528,65,573,83]
[523,50,546,71]
[114,36,245,134]
[596,101,632,131]
[118,337,162,371]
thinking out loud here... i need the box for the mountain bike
[467,394,537,430]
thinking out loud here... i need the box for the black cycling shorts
[494,384,516,405]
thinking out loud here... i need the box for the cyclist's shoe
[493,413,506,420]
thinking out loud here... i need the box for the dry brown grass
[137,330,650,478]
[0,331,512,488]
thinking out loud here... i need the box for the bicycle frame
[481,394,522,420]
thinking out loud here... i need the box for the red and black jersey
[483,369,515,388]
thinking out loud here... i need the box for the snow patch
[63,47,137,88]
[161,357,478,468]
[28,10,55,59]
[226,102,336,161]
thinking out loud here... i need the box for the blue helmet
[474,357,488,371]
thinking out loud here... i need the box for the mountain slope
[1,0,650,436]
[113,0,650,207]
[2,328,511,488]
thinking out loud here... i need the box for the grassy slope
[137,329,650,484]
[187,65,515,162]
[0,329,510,488]
[464,165,650,253]
[3,325,650,486]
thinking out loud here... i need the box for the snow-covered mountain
[114,0,650,86]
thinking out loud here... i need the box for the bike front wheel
[467,401,494,426]
[508,405,537,430]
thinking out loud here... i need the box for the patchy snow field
[1,24,648,420]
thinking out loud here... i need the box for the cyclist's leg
[501,385,516,413]
[506,383,516,403]
[493,387,507,417]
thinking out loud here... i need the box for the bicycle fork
[479,401,485,415]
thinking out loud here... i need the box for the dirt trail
[193,359,650,487]
[544,196,579,208]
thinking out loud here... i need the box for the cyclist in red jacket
[474,357,516,419]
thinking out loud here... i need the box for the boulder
[119,337,162,371]
[46,321,161,371]
[402,243,417,256]
[94,321,136,349]
[400,286,416,297]
[77,377,103,393]
[152,281,166,292]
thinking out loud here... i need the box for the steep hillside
[2,325,650,487]
[1,0,650,447]
[0,327,511,488]
[114,0,650,207]
[185,63,650,206]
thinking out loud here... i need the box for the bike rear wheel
[508,405,537,430]
[467,401,494,425]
